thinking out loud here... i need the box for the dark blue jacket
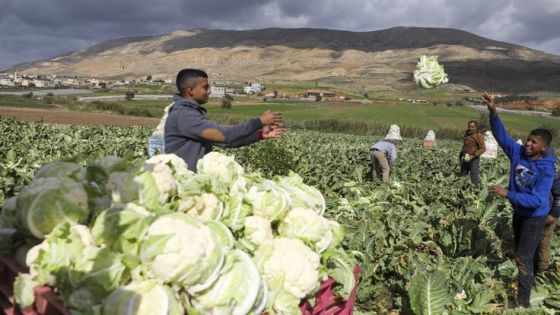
[164,95,263,171]
[490,115,556,217]
[550,171,560,218]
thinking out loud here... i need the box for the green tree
[552,106,560,117]
[221,94,234,109]
[125,91,135,101]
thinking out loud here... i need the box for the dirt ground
[0,106,159,127]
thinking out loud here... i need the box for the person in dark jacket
[459,120,486,188]
[165,69,285,171]
[484,94,556,308]
[535,149,560,274]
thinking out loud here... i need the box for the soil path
[0,106,159,127]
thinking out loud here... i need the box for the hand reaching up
[482,94,497,117]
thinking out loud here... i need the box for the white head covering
[424,130,436,141]
[516,139,523,145]
[385,124,403,141]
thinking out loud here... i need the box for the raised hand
[259,110,283,126]
[482,94,497,117]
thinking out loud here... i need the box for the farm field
[2,89,559,143]
[1,118,560,314]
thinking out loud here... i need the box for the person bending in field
[165,68,285,171]
[370,125,401,183]
[535,148,560,275]
[484,94,555,308]
[458,120,486,188]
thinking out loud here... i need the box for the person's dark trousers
[459,157,481,188]
[535,220,557,273]
[512,213,547,308]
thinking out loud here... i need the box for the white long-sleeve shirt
[371,141,397,165]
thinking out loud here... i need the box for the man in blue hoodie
[165,69,285,171]
[483,94,555,308]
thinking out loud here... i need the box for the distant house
[62,79,79,87]
[211,86,226,97]
[33,80,48,88]
[0,79,15,87]
[304,89,337,99]
[211,86,235,97]
[243,83,264,94]
[89,79,100,87]
[251,83,263,92]
[243,86,253,94]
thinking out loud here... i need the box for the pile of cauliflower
[0,152,356,315]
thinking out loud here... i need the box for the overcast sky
[1,0,559,69]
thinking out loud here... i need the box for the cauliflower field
[1,118,560,314]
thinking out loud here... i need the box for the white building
[211,86,226,97]
[210,86,235,97]
[243,86,253,94]
[62,79,78,86]
[33,80,47,88]
[89,79,99,87]
[0,79,15,87]
[251,83,263,92]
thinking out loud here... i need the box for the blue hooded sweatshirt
[164,95,263,171]
[550,171,560,218]
[490,115,556,217]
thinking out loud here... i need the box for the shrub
[125,91,135,101]
[221,94,234,109]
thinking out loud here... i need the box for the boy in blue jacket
[483,94,555,308]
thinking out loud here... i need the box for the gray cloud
[0,0,559,69]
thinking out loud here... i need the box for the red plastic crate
[0,256,69,315]
[299,265,361,315]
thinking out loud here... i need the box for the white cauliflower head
[178,193,224,221]
[139,213,224,290]
[144,153,192,178]
[197,152,244,185]
[278,208,333,253]
[254,238,320,313]
[244,215,273,246]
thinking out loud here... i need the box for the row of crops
[1,118,560,314]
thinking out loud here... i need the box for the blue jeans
[147,135,165,157]
[512,213,547,307]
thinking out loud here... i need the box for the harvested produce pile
[2,118,560,314]
[1,151,356,314]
